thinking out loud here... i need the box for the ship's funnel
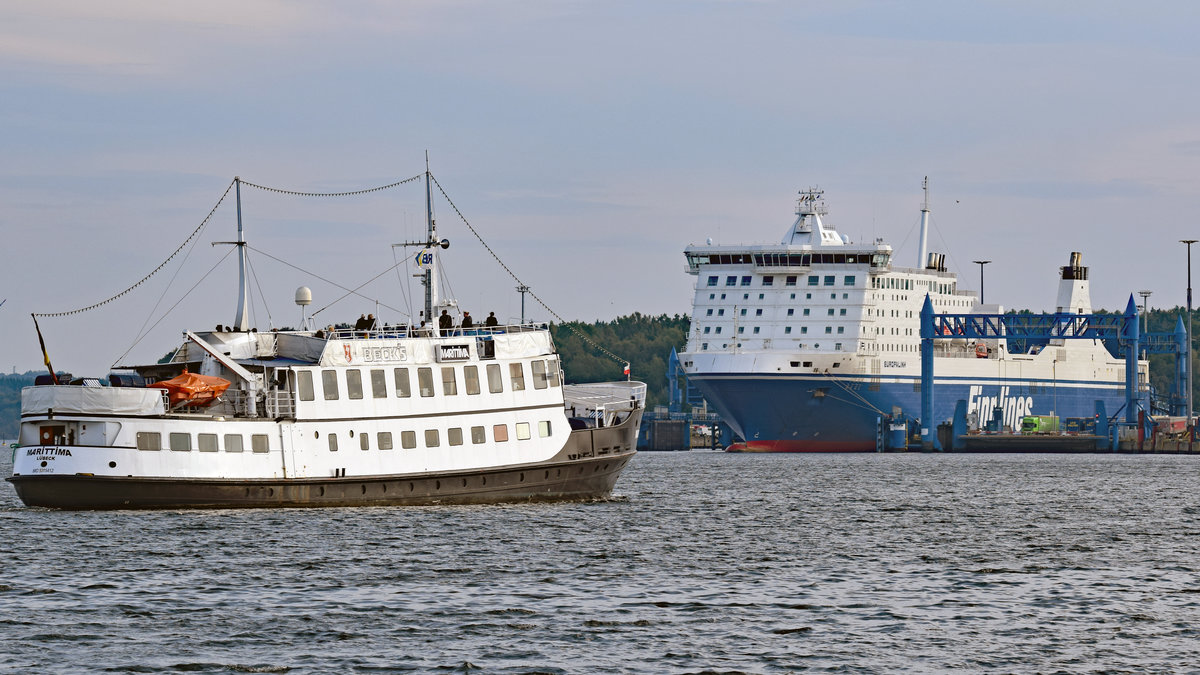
[925,252,945,272]
[1056,251,1091,314]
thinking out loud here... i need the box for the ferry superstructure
[9,171,644,508]
[679,184,1143,451]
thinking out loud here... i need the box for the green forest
[4,307,1200,440]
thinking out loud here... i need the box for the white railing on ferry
[322,322,550,341]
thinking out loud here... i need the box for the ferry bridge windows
[464,365,481,395]
[786,276,797,286]
[401,430,417,449]
[824,276,835,286]
[487,363,503,393]
[707,275,718,286]
[539,421,552,437]
[418,367,435,397]
[252,435,269,453]
[370,369,387,398]
[136,432,162,451]
[322,370,339,400]
[298,371,315,401]
[328,433,338,452]
[441,367,458,396]
[808,276,819,286]
[532,360,549,389]
[169,433,191,452]
[516,422,532,440]
[741,276,751,286]
[510,363,526,391]
[378,432,393,450]
[471,426,486,444]
[425,429,440,448]
[394,368,412,398]
[346,369,364,400]
[763,276,774,286]
[225,434,243,453]
[548,359,561,387]
[844,275,856,286]
[494,424,509,442]
[449,428,464,446]
[726,276,737,286]
[198,433,218,452]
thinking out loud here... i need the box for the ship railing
[564,381,647,427]
[264,389,295,418]
[322,322,551,341]
[168,388,295,419]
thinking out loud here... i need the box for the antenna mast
[917,176,930,269]
[424,153,437,323]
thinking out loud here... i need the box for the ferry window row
[692,252,887,267]
[708,274,855,288]
[296,360,560,402]
[137,431,270,453]
[324,420,554,451]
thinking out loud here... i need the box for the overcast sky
[4,1,1200,374]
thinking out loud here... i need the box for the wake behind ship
[679,183,1143,451]
[9,169,645,508]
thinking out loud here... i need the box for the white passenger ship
[679,183,1144,451]
[9,172,644,508]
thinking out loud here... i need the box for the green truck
[1020,415,1060,434]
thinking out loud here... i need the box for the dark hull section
[8,413,640,510]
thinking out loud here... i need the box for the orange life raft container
[148,370,231,407]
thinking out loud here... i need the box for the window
[346,369,363,400]
[298,371,314,401]
[532,360,548,389]
[378,432,393,450]
[170,433,191,452]
[424,429,440,447]
[785,327,792,334]
[360,433,370,451]
[740,276,751,286]
[755,309,763,316]
[198,433,218,452]
[401,430,417,449]
[763,276,774,286]
[516,422,531,440]
[510,363,525,391]
[840,309,847,316]
[753,327,760,334]
[837,326,845,334]
[825,327,833,334]
[737,327,745,334]
[803,308,810,316]
[487,363,503,393]
[801,327,808,334]
[464,365,480,395]
[844,275,856,286]
[786,276,797,286]
[394,368,412,398]
[701,343,708,350]
[418,367,434,397]
[707,275,718,286]
[703,327,711,334]
[448,428,463,446]
[706,309,713,316]
[137,432,161,451]
[224,434,243,453]
[548,359,560,387]
[252,434,269,453]
[493,424,509,442]
[824,275,835,286]
[538,420,552,437]
[827,309,835,316]
[370,369,387,398]
[328,433,338,452]
[726,276,737,286]
[787,308,794,316]
[715,327,722,334]
[471,426,486,444]
[718,309,725,316]
[322,370,339,400]
[805,292,812,299]
[807,276,819,286]
[836,343,843,351]
[441,367,458,396]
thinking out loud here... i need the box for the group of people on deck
[437,310,499,336]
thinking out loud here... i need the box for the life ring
[975,342,988,358]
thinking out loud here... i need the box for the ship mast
[424,156,436,323]
[233,177,249,331]
[917,176,930,269]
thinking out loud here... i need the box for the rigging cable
[429,173,630,371]
[34,179,237,318]
[246,245,408,318]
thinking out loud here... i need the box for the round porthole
[349,430,355,438]
[109,461,117,468]
[314,431,320,439]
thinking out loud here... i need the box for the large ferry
[9,171,644,507]
[679,182,1145,451]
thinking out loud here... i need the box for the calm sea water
[3,450,1200,673]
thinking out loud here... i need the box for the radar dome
[295,286,312,306]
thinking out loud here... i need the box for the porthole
[349,430,355,438]
[544,471,549,479]
[314,430,320,439]
[381,484,387,493]
[462,478,467,487]
[519,472,525,482]
[109,461,117,468]
[481,476,486,486]
[361,484,366,494]
[319,486,325,496]
[268,487,274,496]
[436,480,441,490]
[409,482,414,492]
